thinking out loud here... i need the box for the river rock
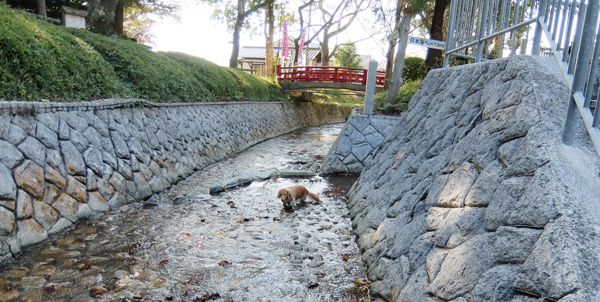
[60,141,86,176]
[42,184,60,205]
[52,193,79,223]
[48,217,73,235]
[14,160,45,199]
[35,122,59,150]
[0,139,23,169]
[17,219,47,247]
[17,136,46,168]
[83,146,103,177]
[16,190,33,219]
[32,200,58,230]
[97,178,115,201]
[108,192,127,210]
[133,173,152,200]
[7,124,27,145]
[64,113,88,132]
[45,166,66,190]
[0,163,16,200]
[88,191,109,212]
[65,176,87,203]
[0,206,15,236]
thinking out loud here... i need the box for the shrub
[402,57,425,82]
[0,3,130,101]
[374,79,421,115]
[0,3,288,102]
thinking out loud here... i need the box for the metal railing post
[364,60,378,116]
[533,0,550,55]
[476,0,490,62]
[563,0,600,145]
[568,0,587,74]
[562,0,579,61]
[585,18,600,109]
[444,0,459,67]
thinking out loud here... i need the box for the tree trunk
[384,40,396,90]
[321,32,330,66]
[36,0,46,17]
[87,0,120,34]
[113,0,124,37]
[229,9,244,68]
[424,0,448,73]
[384,0,404,90]
[386,15,411,105]
[265,2,275,77]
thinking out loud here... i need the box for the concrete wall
[321,114,400,174]
[0,99,350,263]
[347,56,600,301]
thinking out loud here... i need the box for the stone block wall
[321,114,400,174]
[347,56,600,301]
[0,99,350,263]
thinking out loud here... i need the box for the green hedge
[0,3,287,102]
[374,80,421,115]
[0,5,130,101]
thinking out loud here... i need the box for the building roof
[239,46,320,61]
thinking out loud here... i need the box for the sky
[151,0,428,68]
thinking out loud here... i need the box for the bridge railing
[444,0,600,156]
[277,65,386,87]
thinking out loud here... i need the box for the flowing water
[0,124,369,302]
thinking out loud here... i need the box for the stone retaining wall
[321,114,400,174]
[0,99,350,263]
[347,56,600,301]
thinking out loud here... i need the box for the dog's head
[277,188,292,208]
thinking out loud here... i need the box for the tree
[264,1,274,77]
[333,42,362,68]
[87,0,179,37]
[317,0,367,66]
[373,0,405,90]
[203,0,274,68]
[422,0,447,72]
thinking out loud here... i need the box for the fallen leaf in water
[159,260,169,266]
[352,278,373,286]
[44,284,57,293]
[308,282,319,289]
[42,274,51,281]
[124,257,136,263]
[186,233,191,237]
[341,254,351,262]
[80,263,91,270]
[165,297,173,301]
[333,221,339,224]
[196,292,221,301]
[317,228,324,231]
[91,286,109,294]
[218,260,230,266]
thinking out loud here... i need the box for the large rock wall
[0,99,350,263]
[347,56,600,302]
[321,114,400,174]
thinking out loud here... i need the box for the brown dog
[277,185,321,209]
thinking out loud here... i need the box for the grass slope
[0,3,287,102]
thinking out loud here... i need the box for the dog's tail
[308,192,322,202]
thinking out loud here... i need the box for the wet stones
[17,219,47,247]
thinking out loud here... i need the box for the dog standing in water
[277,185,321,209]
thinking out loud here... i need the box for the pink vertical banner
[282,17,289,57]
[298,28,306,65]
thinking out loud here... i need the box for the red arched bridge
[277,65,385,93]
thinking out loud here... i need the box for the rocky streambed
[0,124,371,302]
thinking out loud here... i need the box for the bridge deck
[277,65,385,92]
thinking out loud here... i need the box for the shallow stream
[0,124,369,302]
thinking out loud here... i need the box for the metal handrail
[444,0,600,157]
